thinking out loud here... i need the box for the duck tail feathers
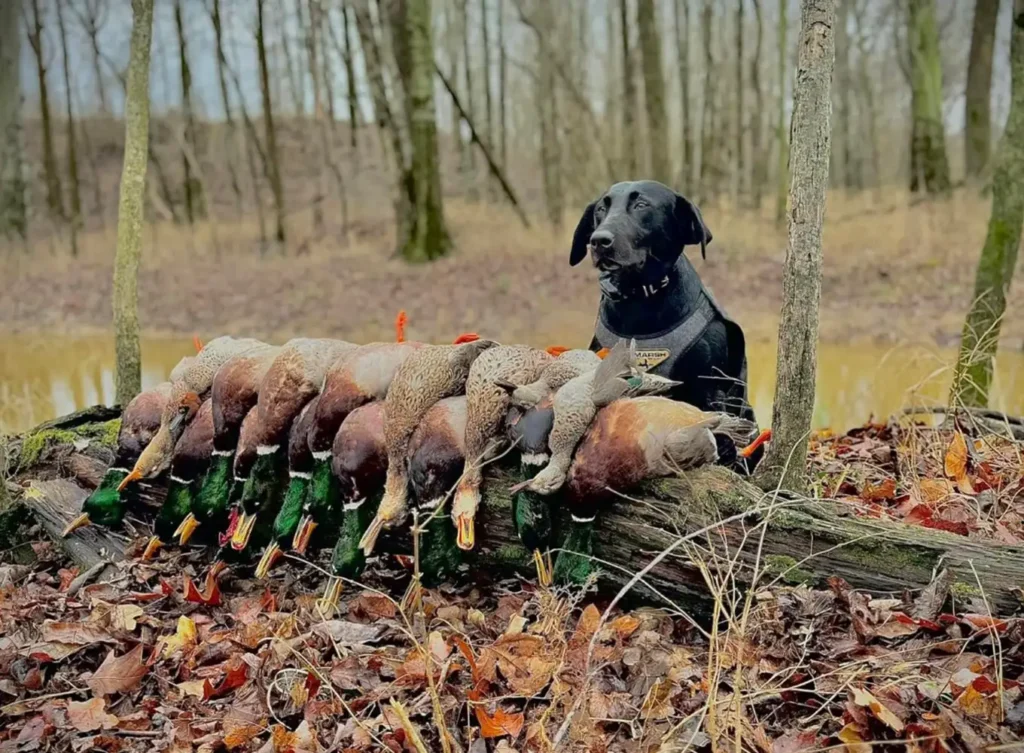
[711,415,759,445]
[664,426,719,470]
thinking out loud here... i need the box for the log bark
[26,447,1024,615]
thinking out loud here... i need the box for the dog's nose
[590,230,614,250]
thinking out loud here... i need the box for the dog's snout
[589,230,614,250]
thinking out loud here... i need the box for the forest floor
[2,188,1023,351]
[0,410,1023,752]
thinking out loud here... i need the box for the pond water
[1,334,1022,435]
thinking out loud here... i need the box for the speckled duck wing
[464,346,551,464]
[211,345,281,451]
[541,349,602,391]
[169,400,215,482]
[547,371,599,458]
[117,382,172,463]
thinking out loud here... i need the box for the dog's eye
[594,205,606,219]
[633,199,648,210]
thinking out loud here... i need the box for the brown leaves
[66,697,118,732]
[183,573,223,606]
[475,706,524,739]
[40,621,116,646]
[87,645,147,696]
[850,687,904,732]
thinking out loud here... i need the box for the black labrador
[570,180,761,466]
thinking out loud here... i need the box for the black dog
[570,180,759,464]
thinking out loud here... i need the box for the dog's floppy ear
[569,202,596,266]
[673,194,713,260]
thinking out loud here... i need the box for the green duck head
[255,471,311,579]
[231,446,288,552]
[142,476,196,560]
[61,467,132,536]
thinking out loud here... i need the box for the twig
[66,559,109,596]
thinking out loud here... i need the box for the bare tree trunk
[831,0,849,190]
[113,0,155,408]
[55,0,81,255]
[699,0,715,196]
[750,0,765,207]
[851,0,881,198]
[953,0,1024,408]
[637,0,670,185]
[257,0,287,245]
[619,0,638,175]
[480,0,493,150]
[71,0,110,116]
[209,0,244,214]
[281,0,306,116]
[341,4,360,152]
[392,0,450,261]
[534,3,562,227]
[0,0,27,239]
[674,0,692,190]
[460,0,478,190]
[174,0,204,224]
[27,0,64,220]
[734,0,745,203]
[908,0,951,195]
[754,0,835,495]
[774,0,788,226]
[965,0,999,180]
[498,0,507,170]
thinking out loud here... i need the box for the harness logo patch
[634,349,671,371]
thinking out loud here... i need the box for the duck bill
[117,469,143,492]
[255,542,283,579]
[317,577,343,617]
[61,512,92,538]
[141,536,163,561]
[358,515,386,557]
[291,515,318,555]
[456,514,475,551]
[739,428,772,458]
[533,549,552,588]
[174,513,200,546]
[230,512,256,551]
[219,506,241,547]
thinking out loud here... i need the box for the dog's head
[569,181,712,300]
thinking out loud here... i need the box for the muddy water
[1,334,1022,435]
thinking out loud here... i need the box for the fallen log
[21,458,1024,615]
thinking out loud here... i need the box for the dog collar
[639,275,672,298]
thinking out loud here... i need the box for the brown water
[1,334,1022,434]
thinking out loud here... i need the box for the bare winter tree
[775,0,788,225]
[70,0,110,117]
[755,0,836,494]
[964,0,999,180]
[256,0,287,244]
[907,0,951,195]
[637,0,670,185]
[55,0,81,254]
[620,0,638,175]
[207,0,244,213]
[174,0,205,224]
[953,0,1024,408]
[26,0,64,220]
[113,0,155,407]
[674,0,692,189]
[0,0,27,239]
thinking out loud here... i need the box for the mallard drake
[184,343,280,544]
[408,395,469,585]
[142,399,215,559]
[119,336,266,492]
[511,339,679,496]
[255,396,321,578]
[451,345,552,553]
[554,396,761,584]
[304,334,425,551]
[61,382,172,536]
[505,394,557,585]
[497,348,601,410]
[230,338,356,553]
[207,406,261,573]
[358,336,496,556]
[320,401,388,613]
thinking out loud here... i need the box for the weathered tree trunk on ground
[256,0,287,245]
[112,0,155,409]
[675,0,692,190]
[775,0,788,225]
[0,0,26,239]
[965,0,999,180]
[28,446,1024,615]
[55,0,81,256]
[175,0,205,225]
[393,0,450,262]
[27,0,64,221]
[637,0,670,185]
[620,0,638,176]
[953,0,1024,409]
[755,0,835,494]
[908,0,951,195]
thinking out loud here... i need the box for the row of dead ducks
[62,317,767,607]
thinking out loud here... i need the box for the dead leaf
[311,620,386,646]
[836,724,871,753]
[428,631,450,663]
[608,615,641,639]
[161,616,198,658]
[222,688,266,749]
[176,680,210,699]
[109,605,145,632]
[88,645,147,696]
[183,574,222,606]
[476,706,524,739]
[349,592,396,621]
[772,729,819,753]
[944,431,967,478]
[67,697,118,732]
[207,657,249,699]
[961,613,1008,633]
[861,478,896,502]
[24,642,83,663]
[851,687,904,732]
[40,621,115,646]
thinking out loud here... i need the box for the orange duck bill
[255,542,283,579]
[141,536,163,560]
[739,428,772,458]
[61,512,92,537]
[291,515,318,555]
[116,469,143,492]
[229,512,257,551]
[174,513,200,546]
[455,514,475,551]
